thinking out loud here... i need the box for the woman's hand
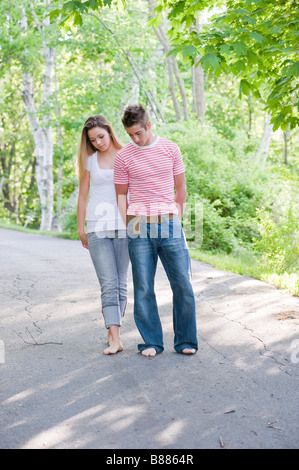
[78,231,88,249]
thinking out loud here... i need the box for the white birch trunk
[191,17,205,123]
[148,0,188,121]
[255,113,273,166]
[0,176,5,199]
[21,2,54,231]
[192,58,205,122]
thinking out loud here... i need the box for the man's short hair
[122,104,149,129]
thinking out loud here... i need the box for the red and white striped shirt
[114,136,185,216]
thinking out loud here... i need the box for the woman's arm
[77,170,90,249]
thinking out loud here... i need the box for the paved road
[0,228,298,449]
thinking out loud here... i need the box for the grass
[0,221,79,240]
[189,248,299,296]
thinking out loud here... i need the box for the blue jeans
[87,231,129,329]
[128,216,198,354]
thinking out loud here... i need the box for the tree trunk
[192,58,205,123]
[191,16,205,123]
[283,124,290,165]
[54,52,63,232]
[255,113,273,165]
[247,92,253,139]
[172,57,189,120]
[0,177,5,199]
[21,3,54,231]
[147,0,189,120]
[166,56,181,120]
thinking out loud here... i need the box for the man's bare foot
[182,348,196,355]
[141,348,157,357]
[104,340,123,355]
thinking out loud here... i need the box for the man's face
[125,121,151,147]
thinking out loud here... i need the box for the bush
[161,119,298,284]
[254,200,299,274]
[162,120,265,252]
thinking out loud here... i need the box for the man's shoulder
[158,136,180,153]
[116,142,135,158]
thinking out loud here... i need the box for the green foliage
[50,0,127,32]
[254,191,299,274]
[0,0,298,293]
[155,0,299,131]
[161,120,299,278]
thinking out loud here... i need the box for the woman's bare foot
[182,348,196,355]
[104,325,122,354]
[141,348,157,357]
[104,340,123,355]
[107,330,112,345]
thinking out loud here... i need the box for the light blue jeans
[128,216,198,354]
[87,231,129,329]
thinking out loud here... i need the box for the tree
[0,0,57,230]
[152,0,298,131]
[20,0,55,231]
[148,0,189,120]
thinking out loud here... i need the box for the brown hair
[76,115,123,179]
[121,104,149,129]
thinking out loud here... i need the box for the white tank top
[85,152,126,234]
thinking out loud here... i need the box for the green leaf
[200,53,222,72]
[232,41,247,57]
[73,12,83,26]
[250,31,268,44]
[62,1,88,13]
[168,2,186,19]
[86,0,100,9]
[244,15,256,25]
[284,61,299,77]
[231,60,246,75]
[182,45,198,59]
[48,9,61,21]
[246,49,259,65]
[220,44,232,55]
[239,78,251,97]
[272,112,286,131]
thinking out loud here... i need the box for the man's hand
[115,184,129,225]
[174,172,187,219]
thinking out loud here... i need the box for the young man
[114,105,198,357]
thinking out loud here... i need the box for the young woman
[76,115,129,355]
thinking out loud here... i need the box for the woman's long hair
[76,115,123,179]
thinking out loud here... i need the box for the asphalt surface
[0,228,298,449]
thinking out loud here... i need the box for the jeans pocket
[87,232,98,248]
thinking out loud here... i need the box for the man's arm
[174,172,187,219]
[115,184,129,226]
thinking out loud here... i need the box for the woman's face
[88,126,111,152]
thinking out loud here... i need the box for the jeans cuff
[102,305,121,329]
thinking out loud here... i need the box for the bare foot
[107,330,112,346]
[141,348,157,357]
[182,348,196,355]
[104,341,123,355]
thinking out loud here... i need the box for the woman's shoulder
[86,151,97,171]
[88,151,97,160]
